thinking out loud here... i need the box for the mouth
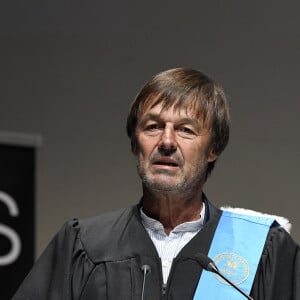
[152,158,180,168]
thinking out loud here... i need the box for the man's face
[133,102,217,193]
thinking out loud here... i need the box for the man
[13,68,299,299]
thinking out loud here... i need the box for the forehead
[137,93,211,123]
[138,94,211,126]
[140,102,197,120]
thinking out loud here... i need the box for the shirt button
[162,260,169,268]
[154,223,161,230]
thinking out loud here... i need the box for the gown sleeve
[251,226,300,300]
[12,219,96,300]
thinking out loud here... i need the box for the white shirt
[140,203,205,283]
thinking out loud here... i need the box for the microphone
[194,253,254,300]
[140,264,151,300]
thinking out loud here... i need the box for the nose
[158,126,177,154]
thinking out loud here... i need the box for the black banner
[0,143,36,299]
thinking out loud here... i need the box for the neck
[142,187,204,235]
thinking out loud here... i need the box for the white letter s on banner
[0,191,21,266]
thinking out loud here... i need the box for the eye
[145,123,160,131]
[143,122,164,133]
[178,126,196,135]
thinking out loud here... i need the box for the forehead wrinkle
[138,92,213,129]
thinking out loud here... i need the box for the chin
[143,177,187,192]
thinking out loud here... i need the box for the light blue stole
[193,210,277,299]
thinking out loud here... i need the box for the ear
[207,149,218,163]
[131,141,138,156]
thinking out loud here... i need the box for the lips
[152,157,180,167]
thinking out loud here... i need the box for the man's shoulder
[75,205,139,239]
[219,206,299,252]
[79,205,136,229]
[67,204,143,262]
[220,206,292,232]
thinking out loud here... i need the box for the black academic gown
[12,199,300,300]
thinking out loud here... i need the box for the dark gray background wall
[1,1,299,255]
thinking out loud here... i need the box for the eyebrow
[138,113,161,124]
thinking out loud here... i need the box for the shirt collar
[140,202,206,234]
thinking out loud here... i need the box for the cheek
[136,136,158,156]
[181,144,210,163]
[134,145,150,163]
